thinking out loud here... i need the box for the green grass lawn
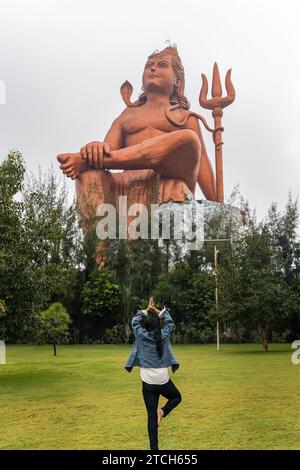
[0,343,299,450]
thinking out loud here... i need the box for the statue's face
[142,54,176,96]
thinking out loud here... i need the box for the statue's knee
[178,129,201,154]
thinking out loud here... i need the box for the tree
[39,303,71,356]
[22,165,83,311]
[0,153,84,342]
[265,193,299,283]
[105,238,167,341]
[81,268,121,339]
[218,221,299,351]
[154,263,215,343]
[263,194,300,341]
[0,150,37,341]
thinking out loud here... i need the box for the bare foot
[57,153,88,180]
[157,408,164,426]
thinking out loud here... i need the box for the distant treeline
[1,151,299,352]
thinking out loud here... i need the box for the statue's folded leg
[58,129,201,196]
[116,169,193,204]
[158,176,193,203]
[104,129,201,194]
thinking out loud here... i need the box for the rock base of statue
[150,197,243,256]
[196,198,243,235]
[93,196,243,266]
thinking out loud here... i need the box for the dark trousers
[142,378,182,450]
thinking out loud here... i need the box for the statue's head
[140,45,189,110]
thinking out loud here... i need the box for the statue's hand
[80,141,111,169]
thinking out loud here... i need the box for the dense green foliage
[217,193,300,351]
[0,151,299,347]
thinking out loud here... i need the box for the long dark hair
[143,313,163,359]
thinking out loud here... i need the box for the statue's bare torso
[109,104,191,148]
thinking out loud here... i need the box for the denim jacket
[124,308,179,373]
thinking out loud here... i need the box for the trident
[200,63,235,204]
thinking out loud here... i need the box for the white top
[139,307,170,385]
[140,367,169,385]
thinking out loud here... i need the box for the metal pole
[214,245,220,351]
[204,239,231,351]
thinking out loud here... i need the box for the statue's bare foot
[57,153,87,180]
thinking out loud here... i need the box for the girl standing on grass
[125,297,182,451]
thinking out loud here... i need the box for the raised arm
[132,305,175,340]
[131,309,147,338]
[160,309,175,340]
[80,113,124,169]
[103,115,124,151]
[186,116,216,201]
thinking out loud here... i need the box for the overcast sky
[1,0,300,222]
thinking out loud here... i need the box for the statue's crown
[148,44,180,60]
